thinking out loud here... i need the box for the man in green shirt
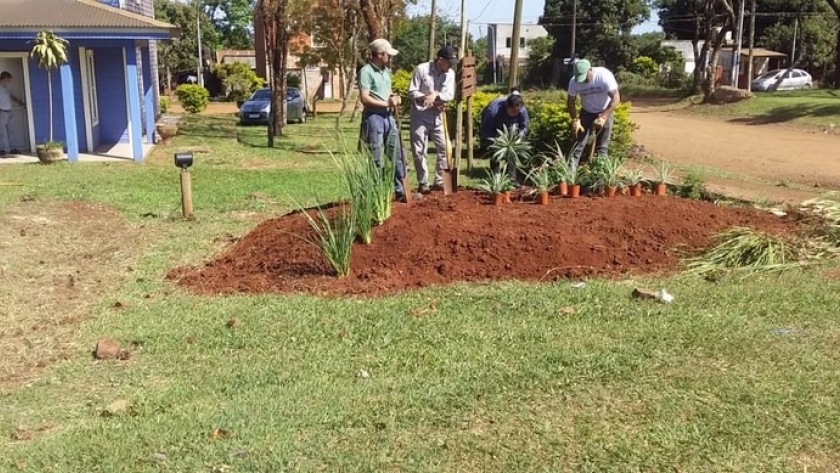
[358,38,407,200]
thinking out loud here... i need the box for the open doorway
[0,53,35,154]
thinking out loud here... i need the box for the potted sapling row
[566,159,581,198]
[478,171,514,206]
[623,166,646,197]
[654,161,673,196]
[597,156,623,197]
[527,166,554,205]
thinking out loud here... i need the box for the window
[505,37,511,48]
[84,50,99,125]
[520,37,526,48]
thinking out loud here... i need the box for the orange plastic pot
[493,193,504,206]
[538,191,549,205]
[655,183,667,195]
[568,184,581,198]
[630,184,642,197]
[557,181,568,196]
[605,185,617,197]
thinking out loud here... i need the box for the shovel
[441,112,456,195]
[392,106,412,203]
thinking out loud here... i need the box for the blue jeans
[361,110,406,195]
[571,110,614,165]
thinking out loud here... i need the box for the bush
[287,73,301,89]
[528,90,636,158]
[631,56,658,78]
[159,96,170,114]
[212,62,262,103]
[175,84,209,114]
[390,68,412,116]
[616,70,655,86]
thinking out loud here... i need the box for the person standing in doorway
[0,71,24,157]
[357,39,407,201]
[407,45,456,193]
[567,59,620,165]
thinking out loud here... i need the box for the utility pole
[428,0,437,61]
[570,0,577,63]
[454,0,467,181]
[196,1,204,87]
[732,0,746,87]
[791,15,799,64]
[746,0,756,92]
[508,0,524,88]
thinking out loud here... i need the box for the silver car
[239,87,307,125]
[751,68,813,91]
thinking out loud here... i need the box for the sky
[406,0,662,38]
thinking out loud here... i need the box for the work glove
[593,116,606,131]
[572,118,585,135]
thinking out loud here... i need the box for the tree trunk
[827,0,840,87]
[359,0,382,41]
[48,70,53,143]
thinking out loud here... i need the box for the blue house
[0,0,177,162]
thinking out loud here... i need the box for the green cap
[574,59,591,83]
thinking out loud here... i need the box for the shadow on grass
[728,103,840,126]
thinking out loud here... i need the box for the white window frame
[85,50,99,126]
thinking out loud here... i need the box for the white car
[751,68,813,91]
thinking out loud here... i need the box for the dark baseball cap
[437,45,456,61]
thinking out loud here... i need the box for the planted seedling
[654,161,673,196]
[623,166,646,197]
[489,125,531,178]
[595,156,623,197]
[477,171,514,206]
[527,166,554,205]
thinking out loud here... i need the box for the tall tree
[541,0,651,77]
[202,0,257,49]
[391,15,464,71]
[155,0,220,92]
[826,0,840,86]
[358,0,413,42]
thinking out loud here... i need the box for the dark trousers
[360,110,406,195]
[571,110,614,165]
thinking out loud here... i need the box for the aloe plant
[622,165,646,186]
[595,156,623,188]
[30,31,68,149]
[477,170,514,195]
[527,166,554,192]
[565,159,580,185]
[488,125,531,175]
[655,161,673,184]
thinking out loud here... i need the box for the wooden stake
[180,169,194,218]
[466,88,474,171]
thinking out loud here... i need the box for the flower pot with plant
[488,124,531,185]
[595,156,623,197]
[566,160,581,198]
[654,161,672,196]
[477,170,514,206]
[543,141,569,196]
[623,166,646,197]
[30,31,68,164]
[527,166,553,205]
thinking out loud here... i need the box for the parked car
[239,87,307,125]
[751,68,813,91]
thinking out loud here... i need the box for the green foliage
[391,68,413,116]
[526,165,554,191]
[522,36,556,87]
[213,61,262,102]
[528,92,637,158]
[335,149,378,245]
[679,169,707,199]
[489,125,532,172]
[631,56,658,78]
[155,0,220,77]
[594,155,623,188]
[29,30,68,145]
[286,73,302,89]
[175,84,210,114]
[477,170,514,194]
[391,15,465,71]
[159,97,170,114]
[616,70,655,86]
[201,0,255,49]
[685,228,798,280]
[296,200,356,278]
[371,147,397,225]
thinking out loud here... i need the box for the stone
[95,338,121,359]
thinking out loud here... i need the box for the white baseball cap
[370,38,399,56]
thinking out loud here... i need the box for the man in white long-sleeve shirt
[0,71,24,157]
[407,46,456,193]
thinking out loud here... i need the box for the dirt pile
[168,191,796,297]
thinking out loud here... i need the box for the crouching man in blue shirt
[479,89,529,182]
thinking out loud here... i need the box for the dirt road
[631,104,840,200]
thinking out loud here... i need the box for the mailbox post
[174,151,194,218]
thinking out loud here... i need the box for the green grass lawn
[681,89,840,128]
[1,112,840,472]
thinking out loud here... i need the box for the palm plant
[30,31,68,149]
[488,125,531,176]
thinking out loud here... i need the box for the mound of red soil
[168,191,796,297]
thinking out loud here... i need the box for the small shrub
[680,169,706,199]
[335,150,376,244]
[390,68,412,116]
[630,56,658,79]
[371,147,397,225]
[159,96,170,114]
[213,62,261,103]
[298,202,356,278]
[175,84,209,114]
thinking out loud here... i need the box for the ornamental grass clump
[372,147,397,225]
[334,150,375,244]
[296,199,356,278]
[685,227,804,280]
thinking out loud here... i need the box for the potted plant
[30,31,68,164]
[654,161,673,196]
[596,156,623,197]
[477,171,514,206]
[527,166,553,205]
[544,141,569,196]
[566,159,581,198]
[623,166,646,197]
[489,124,531,183]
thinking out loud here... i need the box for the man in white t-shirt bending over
[566,59,620,165]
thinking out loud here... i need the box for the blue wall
[0,39,135,151]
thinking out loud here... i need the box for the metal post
[196,3,204,87]
[732,0,746,87]
[508,0,524,88]
[428,0,437,61]
[746,0,756,92]
[570,0,577,63]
